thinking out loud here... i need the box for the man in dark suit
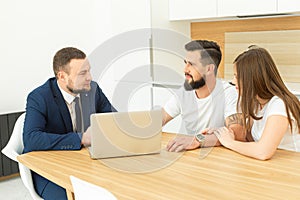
[23,47,116,200]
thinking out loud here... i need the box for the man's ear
[206,64,215,75]
[57,71,67,82]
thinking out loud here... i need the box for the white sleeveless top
[251,96,300,152]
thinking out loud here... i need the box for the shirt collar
[57,81,79,104]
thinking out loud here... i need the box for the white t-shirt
[251,96,300,152]
[164,79,238,135]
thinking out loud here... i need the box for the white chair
[70,176,117,200]
[1,113,43,200]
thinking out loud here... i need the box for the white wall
[0,0,191,116]
[0,0,112,114]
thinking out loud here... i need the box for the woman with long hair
[214,46,300,160]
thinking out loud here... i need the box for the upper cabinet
[169,0,300,21]
[169,0,217,20]
[278,0,300,13]
[218,0,277,17]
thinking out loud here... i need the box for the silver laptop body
[89,109,162,159]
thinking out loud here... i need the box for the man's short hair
[185,40,222,75]
[53,47,86,77]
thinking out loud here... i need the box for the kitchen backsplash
[224,30,300,83]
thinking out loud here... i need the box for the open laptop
[88,109,162,159]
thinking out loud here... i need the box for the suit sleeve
[23,91,82,153]
[95,85,117,112]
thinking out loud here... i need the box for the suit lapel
[50,79,73,132]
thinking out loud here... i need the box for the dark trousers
[33,172,67,200]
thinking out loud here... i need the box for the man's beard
[184,77,206,91]
[67,85,90,94]
[66,78,91,94]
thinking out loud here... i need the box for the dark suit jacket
[23,77,116,194]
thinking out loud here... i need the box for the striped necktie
[74,97,82,133]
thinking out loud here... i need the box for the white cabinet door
[106,0,152,111]
[111,82,152,112]
[153,86,183,134]
[278,0,300,13]
[169,0,217,20]
[218,0,277,17]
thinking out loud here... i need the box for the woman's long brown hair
[234,47,300,133]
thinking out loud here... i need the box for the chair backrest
[1,113,25,161]
[1,113,43,200]
[70,176,117,200]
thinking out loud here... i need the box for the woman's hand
[213,127,235,148]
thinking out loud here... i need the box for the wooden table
[18,133,300,200]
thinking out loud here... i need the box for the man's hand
[166,135,200,152]
[81,127,91,147]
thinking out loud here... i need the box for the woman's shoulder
[265,96,286,115]
[268,96,284,106]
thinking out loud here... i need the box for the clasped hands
[211,127,235,148]
[81,127,91,146]
[166,126,235,152]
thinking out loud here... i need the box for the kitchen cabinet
[278,0,300,13]
[218,0,277,17]
[104,0,152,111]
[169,0,300,21]
[169,0,217,21]
[117,82,152,111]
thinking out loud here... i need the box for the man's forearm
[203,134,221,147]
